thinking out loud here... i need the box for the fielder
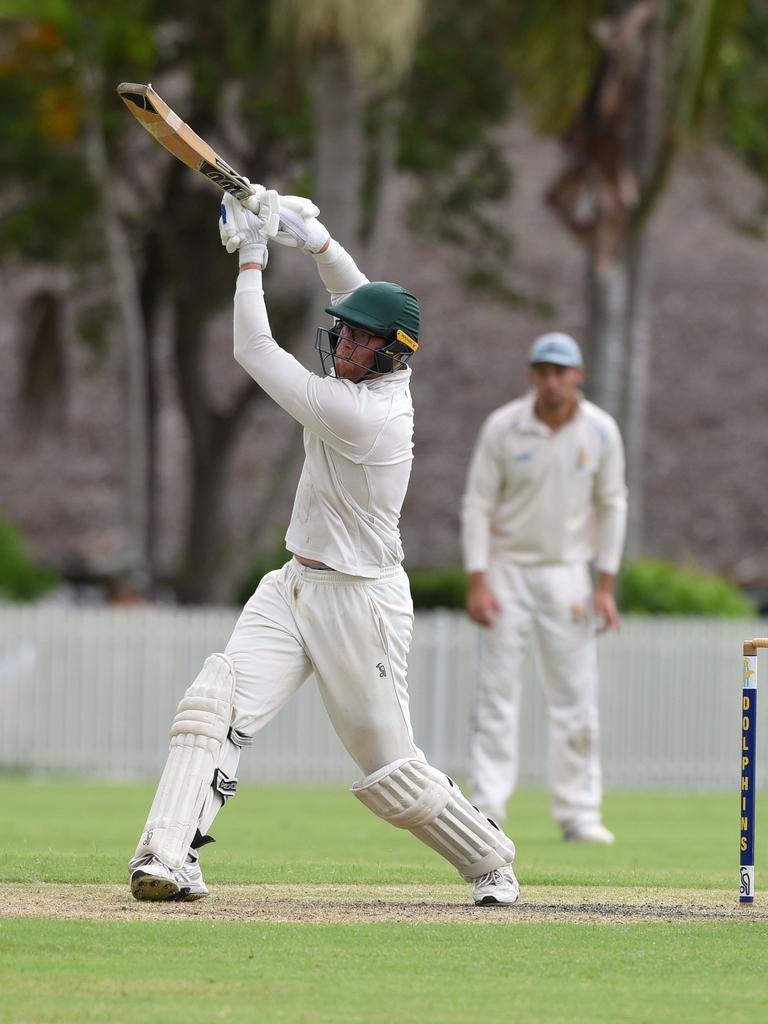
[461,333,627,843]
[129,188,519,906]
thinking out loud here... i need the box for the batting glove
[257,194,330,254]
[219,189,280,267]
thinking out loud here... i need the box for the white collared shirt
[233,242,413,577]
[461,392,627,573]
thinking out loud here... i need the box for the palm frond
[271,0,426,84]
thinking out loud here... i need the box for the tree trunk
[622,237,651,558]
[584,234,649,559]
[79,61,150,589]
[550,1,663,557]
[169,209,253,605]
[311,51,365,249]
[584,258,630,421]
[179,424,231,605]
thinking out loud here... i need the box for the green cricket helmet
[316,281,420,378]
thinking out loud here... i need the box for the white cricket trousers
[223,558,423,776]
[468,561,603,830]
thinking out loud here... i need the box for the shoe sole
[474,895,519,907]
[131,871,210,903]
[171,888,208,902]
[131,871,179,901]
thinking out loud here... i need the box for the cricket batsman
[128,187,520,907]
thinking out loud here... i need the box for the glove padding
[244,192,330,254]
[219,188,280,267]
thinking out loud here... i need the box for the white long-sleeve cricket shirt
[233,241,414,577]
[461,392,627,575]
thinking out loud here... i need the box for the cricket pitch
[2,883,766,924]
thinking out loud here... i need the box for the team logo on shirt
[376,663,387,678]
[576,447,589,470]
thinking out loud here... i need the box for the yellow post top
[743,638,768,656]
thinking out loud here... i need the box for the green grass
[2,919,767,1024]
[2,779,768,1024]
[0,779,760,888]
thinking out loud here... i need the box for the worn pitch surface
[3,882,766,924]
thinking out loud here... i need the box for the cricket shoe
[130,854,209,902]
[562,822,615,845]
[473,864,520,906]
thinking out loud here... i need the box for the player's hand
[466,574,501,628]
[262,194,330,254]
[594,588,620,635]
[219,190,279,266]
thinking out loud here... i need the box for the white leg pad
[134,654,236,869]
[351,758,516,881]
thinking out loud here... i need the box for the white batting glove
[218,189,279,266]
[250,194,330,254]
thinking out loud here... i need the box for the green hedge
[408,560,756,614]
[0,519,57,601]
[407,566,467,609]
[237,549,755,616]
[617,560,756,616]
[236,543,291,605]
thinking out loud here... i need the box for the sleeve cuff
[312,239,341,264]
[236,268,264,292]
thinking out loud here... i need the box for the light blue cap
[528,332,583,368]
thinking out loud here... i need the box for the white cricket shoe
[473,864,520,906]
[130,854,209,902]
[562,822,615,845]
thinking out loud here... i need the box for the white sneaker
[130,854,209,902]
[562,822,615,845]
[473,864,520,906]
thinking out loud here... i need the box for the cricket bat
[116,82,260,203]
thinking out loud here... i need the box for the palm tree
[270,0,426,250]
[511,0,745,554]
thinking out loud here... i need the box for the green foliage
[505,0,604,134]
[618,559,756,616]
[236,541,292,605]
[0,6,158,263]
[237,553,469,610]
[398,0,516,173]
[242,557,749,616]
[719,0,768,178]
[395,0,533,305]
[0,519,57,601]
[407,565,467,609]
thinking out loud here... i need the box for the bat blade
[116,82,257,202]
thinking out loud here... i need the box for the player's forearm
[595,505,627,574]
[312,239,369,300]
[233,271,311,407]
[595,571,616,595]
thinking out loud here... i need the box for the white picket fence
[0,603,764,790]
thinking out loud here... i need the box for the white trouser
[224,559,423,772]
[136,558,516,879]
[468,561,602,830]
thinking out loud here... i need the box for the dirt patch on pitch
[2,883,766,924]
